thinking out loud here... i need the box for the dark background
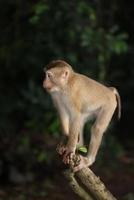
[0,0,134,200]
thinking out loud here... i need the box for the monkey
[43,60,121,172]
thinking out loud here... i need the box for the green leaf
[78,146,87,153]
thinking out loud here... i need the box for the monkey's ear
[62,70,69,79]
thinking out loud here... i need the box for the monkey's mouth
[45,86,52,92]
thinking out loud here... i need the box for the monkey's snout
[43,80,52,91]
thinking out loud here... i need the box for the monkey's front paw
[56,143,66,155]
[73,156,94,172]
[62,147,75,165]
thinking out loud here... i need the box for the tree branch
[62,154,117,200]
[75,167,117,200]
[64,169,94,200]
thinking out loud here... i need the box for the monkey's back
[71,72,116,112]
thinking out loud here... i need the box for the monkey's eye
[46,72,53,79]
[47,73,51,78]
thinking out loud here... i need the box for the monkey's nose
[43,82,52,91]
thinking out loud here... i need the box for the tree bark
[57,144,117,200]
[63,155,117,200]
[64,167,117,200]
[64,170,94,200]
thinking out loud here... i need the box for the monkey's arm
[56,109,70,155]
[62,116,81,164]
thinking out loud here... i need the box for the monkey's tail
[109,87,121,120]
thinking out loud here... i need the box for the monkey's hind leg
[73,103,117,172]
[87,103,117,165]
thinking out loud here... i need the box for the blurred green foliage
[0,0,132,179]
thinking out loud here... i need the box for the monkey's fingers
[63,151,74,164]
[63,156,70,164]
[73,163,87,172]
[58,147,65,155]
[56,143,63,150]
[72,154,81,167]
[56,144,66,155]
[73,156,90,172]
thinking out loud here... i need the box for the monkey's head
[43,60,73,93]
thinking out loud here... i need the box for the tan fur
[43,60,121,172]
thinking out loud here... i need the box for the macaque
[43,60,121,172]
